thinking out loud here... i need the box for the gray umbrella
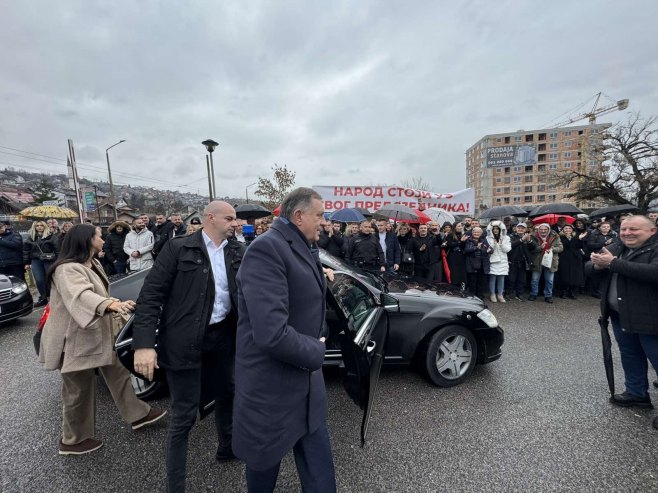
[235,204,272,220]
[479,205,528,219]
[528,203,583,217]
[590,203,640,219]
[374,203,418,222]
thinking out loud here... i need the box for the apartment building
[465,123,609,212]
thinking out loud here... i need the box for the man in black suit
[132,201,244,492]
[233,187,335,492]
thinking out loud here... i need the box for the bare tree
[401,176,434,191]
[554,113,658,212]
[255,164,296,210]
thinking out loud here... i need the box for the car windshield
[320,250,387,292]
[329,273,378,331]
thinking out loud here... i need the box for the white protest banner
[312,185,475,215]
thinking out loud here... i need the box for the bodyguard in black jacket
[132,202,244,491]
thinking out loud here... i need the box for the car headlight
[476,308,498,328]
[11,282,28,295]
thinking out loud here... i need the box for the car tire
[425,325,477,387]
[129,374,168,401]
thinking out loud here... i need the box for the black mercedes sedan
[0,274,33,324]
[320,251,504,387]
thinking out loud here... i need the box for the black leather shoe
[33,298,48,308]
[545,297,553,304]
[528,295,537,301]
[610,391,653,409]
[215,445,235,462]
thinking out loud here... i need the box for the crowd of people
[315,211,658,304]
[1,210,657,309]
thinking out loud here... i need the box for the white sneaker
[497,294,506,303]
[490,294,497,303]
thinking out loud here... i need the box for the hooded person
[485,220,512,303]
[103,221,131,275]
[527,222,563,303]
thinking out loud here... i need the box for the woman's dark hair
[47,224,99,286]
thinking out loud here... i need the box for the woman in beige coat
[39,224,166,455]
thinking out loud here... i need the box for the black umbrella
[598,317,615,397]
[235,204,272,220]
[528,203,583,217]
[479,205,528,219]
[589,203,640,219]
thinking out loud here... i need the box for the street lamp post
[106,140,126,220]
[245,182,258,203]
[202,139,219,201]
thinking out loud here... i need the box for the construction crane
[551,92,629,128]
[546,93,629,210]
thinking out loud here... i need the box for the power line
[0,145,209,193]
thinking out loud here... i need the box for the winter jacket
[584,230,619,258]
[38,260,116,373]
[463,237,491,274]
[347,233,385,268]
[317,230,344,258]
[443,233,467,286]
[0,229,24,268]
[123,228,154,271]
[528,231,563,273]
[586,235,658,334]
[556,233,585,287]
[132,232,244,369]
[486,221,512,276]
[103,221,131,264]
[23,233,59,263]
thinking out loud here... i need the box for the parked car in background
[0,274,32,324]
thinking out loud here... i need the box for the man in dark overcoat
[233,187,335,492]
[588,215,658,429]
[132,201,244,492]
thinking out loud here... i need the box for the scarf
[535,223,553,252]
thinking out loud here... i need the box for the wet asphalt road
[1,297,657,493]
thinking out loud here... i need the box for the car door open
[327,272,389,446]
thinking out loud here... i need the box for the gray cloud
[1,0,656,201]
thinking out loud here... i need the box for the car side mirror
[380,293,399,313]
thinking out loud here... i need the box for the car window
[329,273,377,332]
[320,251,386,292]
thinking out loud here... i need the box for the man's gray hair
[280,187,323,219]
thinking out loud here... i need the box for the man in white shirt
[132,201,244,491]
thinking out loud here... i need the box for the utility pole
[106,140,126,220]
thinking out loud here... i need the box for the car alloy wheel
[425,325,477,387]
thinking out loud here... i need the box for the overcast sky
[1,0,656,199]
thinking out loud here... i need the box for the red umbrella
[272,205,280,217]
[532,214,576,226]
